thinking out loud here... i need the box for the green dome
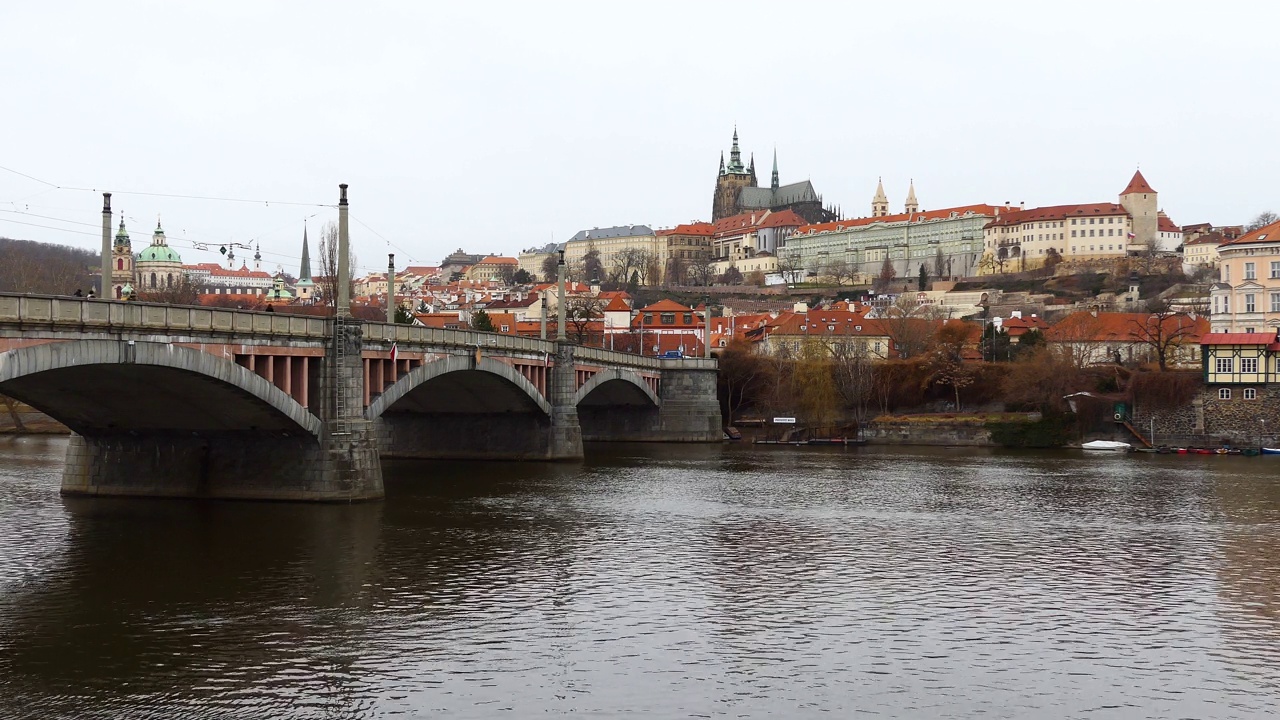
[137,245,183,264]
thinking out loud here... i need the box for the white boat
[1081,440,1132,452]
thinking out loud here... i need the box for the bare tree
[664,255,688,287]
[0,238,94,295]
[1046,311,1108,369]
[540,254,560,283]
[828,339,875,425]
[933,248,947,280]
[1130,298,1199,371]
[873,256,897,293]
[777,250,804,286]
[688,254,717,287]
[880,294,946,359]
[317,221,357,311]
[1246,210,1278,233]
[137,274,207,305]
[823,257,856,286]
[565,295,606,345]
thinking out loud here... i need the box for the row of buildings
[505,129,1213,290]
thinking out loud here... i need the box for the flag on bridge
[389,342,398,364]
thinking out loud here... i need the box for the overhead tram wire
[0,163,337,209]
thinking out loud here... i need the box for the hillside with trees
[0,237,96,295]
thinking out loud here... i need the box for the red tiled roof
[1044,311,1209,343]
[475,256,518,266]
[711,209,806,237]
[1120,170,1156,195]
[638,299,695,312]
[1199,332,1278,346]
[797,204,1018,235]
[1220,219,1280,248]
[657,222,715,237]
[985,203,1129,228]
[1158,216,1180,234]
[602,296,631,312]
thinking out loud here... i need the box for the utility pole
[386,253,395,323]
[100,193,112,299]
[337,184,350,318]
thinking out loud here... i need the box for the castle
[711,128,839,225]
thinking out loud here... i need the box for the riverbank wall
[861,413,1042,447]
[0,395,67,434]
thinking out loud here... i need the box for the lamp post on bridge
[100,193,112,300]
[556,249,567,342]
[337,184,351,318]
[387,253,395,324]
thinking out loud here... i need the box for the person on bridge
[73,289,83,297]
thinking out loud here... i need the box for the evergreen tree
[917,264,929,291]
[471,309,494,331]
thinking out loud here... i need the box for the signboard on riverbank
[773,417,796,424]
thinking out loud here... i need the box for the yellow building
[564,225,661,285]
[979,171,1172,273]
[466,256,518,283]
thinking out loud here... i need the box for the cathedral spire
[771,148,779,190]
[905,179,919,214]
[253,243,262,271]
[727,126,745,173]
[872,177,889,218]
[718,151,725,176]
[299,225,312,282]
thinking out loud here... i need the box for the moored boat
[1262,448,1280,455]
[1081,440,1132,452]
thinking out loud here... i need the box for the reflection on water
[1,437,1279,718]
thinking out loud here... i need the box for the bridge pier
[61,432,367,501]
[549,342,584,459]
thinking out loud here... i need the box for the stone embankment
[0,395,67,434]
[862,413,1041,447]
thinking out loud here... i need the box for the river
[1,436,1279,719]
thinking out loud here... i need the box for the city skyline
[1,1,1276,273]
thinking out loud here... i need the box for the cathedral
[711,128,839,224]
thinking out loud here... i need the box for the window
[644,313,654,323]
[1225,266,1230,282]
[500,325,509,333]
[1220,388,1232,400]
[1071,230,1077,238]
[1243,357,1259,374]
[1216,357,1234,373]
[683,313,693,324]
[1246,294,1256,313]
[1271,261,1280,279]
[1271,292,1280,312]
[1089,230,1096,237]
[1246,262,1256,279]
[660,313,675,325]
[1245,388,1257,400]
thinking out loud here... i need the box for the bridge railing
[0,294,329,339]
[362,321,557,355]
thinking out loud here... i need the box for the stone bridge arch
[0,339,321,436]
[573,368,660,408]
[366,354,551,420]
[367,354,557,461]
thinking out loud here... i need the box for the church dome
[137,245,183,264]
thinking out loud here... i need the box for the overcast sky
[1,1,1274,276]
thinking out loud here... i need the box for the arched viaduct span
[0,294,721,501]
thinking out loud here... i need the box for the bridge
[0,294,721,502]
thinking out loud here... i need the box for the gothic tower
[1119,169,1158,252]
[712,127,757,221]
[771,149,780,191]
[295,225,315,302]
[904,179,919,214]
[872,178,889,217]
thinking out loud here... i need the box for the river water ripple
[1,436,1279,718]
